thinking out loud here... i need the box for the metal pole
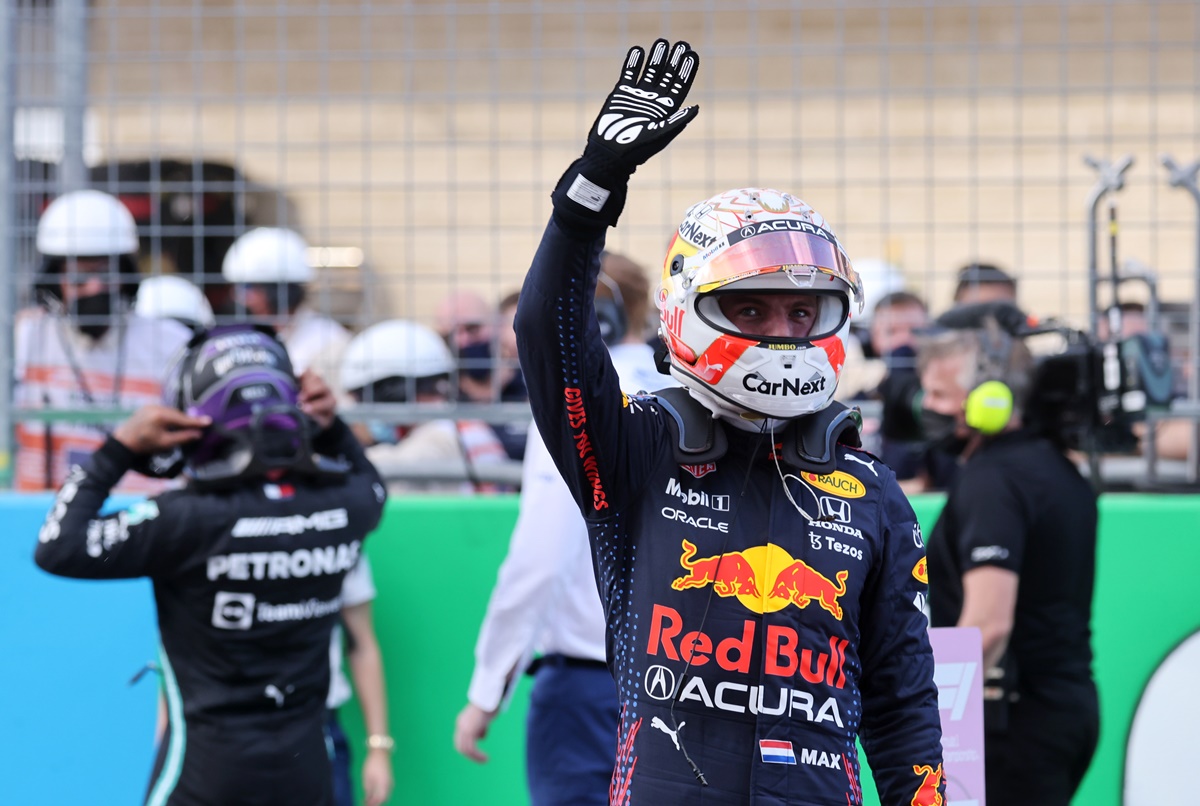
[0,3,16,488]
[55,0,87,192]
[1160,154,1200,484]
[1083,155,1134,339]
[1081,154,1134,489]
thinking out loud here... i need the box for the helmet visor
[696,281,850,343]
[692,229,863,315]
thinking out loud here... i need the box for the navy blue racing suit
[514,217,945,805]
[34,419,386,806]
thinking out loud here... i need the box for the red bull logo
[910,763,944,806]
[673,539,761,598]
[670,539,848,620]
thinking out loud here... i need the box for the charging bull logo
[910,763,944,806]
[671,539,848,620]
[673,539,762,598]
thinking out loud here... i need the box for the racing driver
[513,40,945,804]
[35,325,386,806]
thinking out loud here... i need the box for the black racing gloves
[552,39,701,235]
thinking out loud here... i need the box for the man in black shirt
[918,322,1100,805]
[35,325,386,806]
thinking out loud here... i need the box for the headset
[594,268,628,346]
[963,325,1017,435]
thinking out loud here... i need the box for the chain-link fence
[3,0,1199,488]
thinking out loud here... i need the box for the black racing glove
[552,39,701,234]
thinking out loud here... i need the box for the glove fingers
[616,44,647,89]
[638,38,672,87]
[641,41,699,112]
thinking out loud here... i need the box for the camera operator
[918,319,1100,805]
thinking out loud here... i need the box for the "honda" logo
[818,496,851,523]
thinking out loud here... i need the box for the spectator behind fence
[14,190,192,493]
[514,39,943,804]
[34,326,386,806]
[454,250,674,805]
[918,321,1100,804]
[435,290,515,403]
[340,319,508,493]
[953,262,1018,306]
[849,257,906,359]
[222,227,351,394]
[865,291,931,484]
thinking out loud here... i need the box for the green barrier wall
[339,494,1200,805]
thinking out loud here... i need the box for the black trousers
[985,685,1100,806]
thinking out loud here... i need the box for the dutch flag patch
[758,739,797,765]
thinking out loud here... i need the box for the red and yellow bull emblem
[912,557,928,584]
[672,539,849,620]
[910,763,944,806]
[801,470,864,498]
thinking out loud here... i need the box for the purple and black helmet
[158,324,313,484]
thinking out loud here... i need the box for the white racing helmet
[135,275,215,327]
[341,319,456,400]
[37,189,139,257]
[222,227,314,284]
[658,188,863,424]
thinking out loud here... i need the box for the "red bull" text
[647,604,849,687]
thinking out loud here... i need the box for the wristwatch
[366,734,395,752]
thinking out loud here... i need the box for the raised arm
[514,39,701,518]
[34,405,208,579]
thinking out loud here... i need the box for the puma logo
[264,684,293,707]
[843,453,877,476]
[650,716,685,751]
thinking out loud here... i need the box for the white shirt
[326,556,378,710]
[466,342,675,712]
[366,418,510,494]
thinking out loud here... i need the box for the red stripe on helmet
[814,335,846,372]
[687,333,757,383]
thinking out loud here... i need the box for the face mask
[920,408,970,455]
[71,292,113,341]
[883,344,917,373]
[457,341,493,382]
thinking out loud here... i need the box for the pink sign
[929,627,986,806]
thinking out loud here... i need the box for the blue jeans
[525,657,619,806]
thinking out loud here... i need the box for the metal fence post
[55,0,86,193]
[0,2,16,487]
[1160,154,1200,484]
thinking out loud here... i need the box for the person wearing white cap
[340,319,508,493]
[222,227,351,393]
[135,274,215,331]
[13,189,191,492]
